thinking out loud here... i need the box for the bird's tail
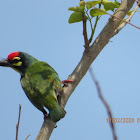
[49,103,66,122]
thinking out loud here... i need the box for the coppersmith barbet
[0,52,66,122]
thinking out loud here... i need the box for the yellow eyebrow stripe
[13,57,21,60]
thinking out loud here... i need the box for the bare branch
[36,0,136,139]
[82,11,90,50]
[113,2,140,36]
[16,104,22,140]
[36,117,56,140]
[93,5,140,30]
[25,134,31,140]
[80,0,90,51]
[89,67,117,140]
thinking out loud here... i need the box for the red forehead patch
[8,52,20,61]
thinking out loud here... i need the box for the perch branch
[36,0,136,139]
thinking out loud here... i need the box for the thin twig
[85,9,94,44]
[89,3,101,44]
[89,67,117,140]
[16,104,22,140]
[93,6,140,30]
[113,2,139,36]
[80,0,89,51]
[89,16,98,44]
[82,12,90,51]
[25,134,31,140]
[85,8,95,44]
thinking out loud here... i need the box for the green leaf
[68,6,84,12]
[127,10,133,16]
[102,0,120,11]
[86,1,100,9]
[90,9,107,17]
[69,12,83,24]
[79,1,86,7]
[114,1,121,6]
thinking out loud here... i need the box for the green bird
[0,51,66,122]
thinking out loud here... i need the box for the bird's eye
[12,57,21,63]
[10,57,22,66]
[12,59,20,63]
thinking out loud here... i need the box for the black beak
[0,58,11,67]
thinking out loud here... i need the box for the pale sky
[0,0,140,140]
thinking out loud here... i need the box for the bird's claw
[62,80,74,86]
[57,80,74,96]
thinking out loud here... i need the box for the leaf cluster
[68,0,135,45]
[68,0,120,24]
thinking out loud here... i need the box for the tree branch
[89,2,101,44]
[93,6,140,30]
[82,10,90,51]
[16,104,21,140]
[80,0,90,51]
[36,0,136,139]
[25,134,31,140]
[112,3,139,36]
[89,68,117,140]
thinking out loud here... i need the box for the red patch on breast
[8,52,19,61]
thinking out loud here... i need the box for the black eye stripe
[8,59,20,64]
[12,59,20,63]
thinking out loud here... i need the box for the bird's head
[0,52,37,75]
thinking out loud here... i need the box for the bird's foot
[58,80,74,96]
[62,80,74,86]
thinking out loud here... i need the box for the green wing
[26,61,62,92]
[21,61,62,110]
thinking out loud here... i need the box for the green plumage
[21,60,66,122]
[0,52,66,122]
